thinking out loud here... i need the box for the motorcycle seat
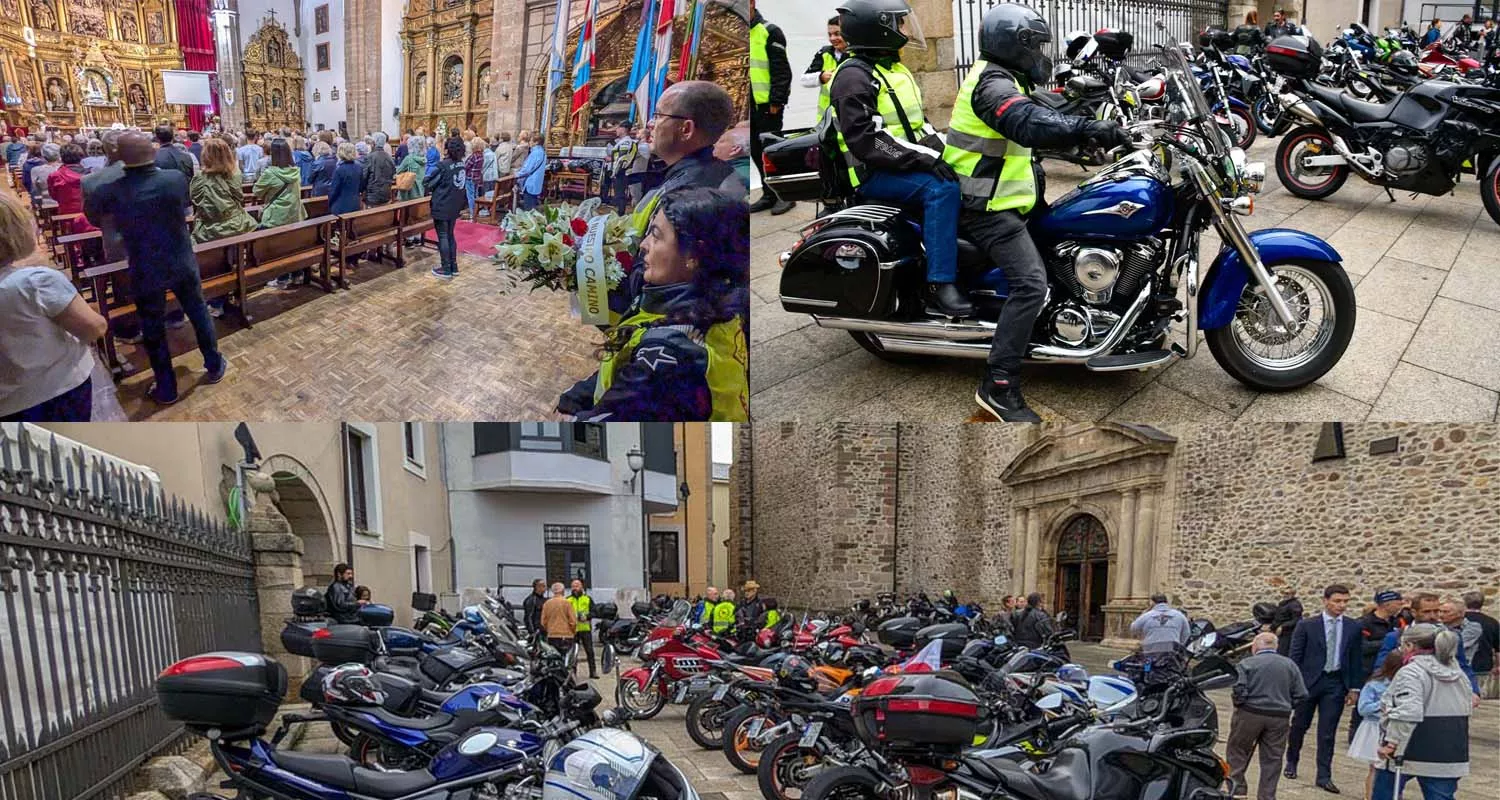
[1304,81,1394,123]
[420,688,453,707]
[358,705,456,731]
[1030,90,1070,109]
[984,747,1092,800]
[270,750,439,799]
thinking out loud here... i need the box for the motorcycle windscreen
[542,728,680,800]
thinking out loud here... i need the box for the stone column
[1022,507,1040,596]
[427,39,439,132]
[1133,490,1157,596]
[345,0,384,136]
[1116,489,1136,600]
[244,471,309,687]
[1011,507,1028,597]
[211,0,246,132]
[906,0,958,128]
[488,0,525,135]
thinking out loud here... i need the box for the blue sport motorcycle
[766,39,1355,393]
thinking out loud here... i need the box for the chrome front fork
[1190,162,1299,329]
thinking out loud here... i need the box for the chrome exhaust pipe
[1278,92,1321,125]
[813,315,996,341]
[876,337,992,359]
[1028,282,1153,362]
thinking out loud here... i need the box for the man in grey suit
[1284,584,1365,794]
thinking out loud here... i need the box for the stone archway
[262,453,340,589]
[1001,423,1177,646]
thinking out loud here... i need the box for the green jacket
[190,171,258,244]
[395,152,427,201]
[253,165,305,229]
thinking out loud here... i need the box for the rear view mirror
[1036,692,1065,710]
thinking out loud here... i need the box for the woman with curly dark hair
[558,186,748,421]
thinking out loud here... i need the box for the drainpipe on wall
[340,422,353,565]
[892,423,900,596]
[439,424,456,596]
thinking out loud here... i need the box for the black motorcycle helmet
[776,655,819,692]
[836,0,925,53]
[1389,49,1419,76]
[977,3,1054,84]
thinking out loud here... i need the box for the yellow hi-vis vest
[700,600,716,625]
[750,22,772,105]
[592,308,750,422]
[712,601,735,634]
[830,59,926,189]
[817,50,840,115]
[941,60,1038,214]
[568,593,592,632]
[763,609,782,629]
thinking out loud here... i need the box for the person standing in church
[463,137,486,220]
[153,126,194,179]
[494,132,514,180]
[515,133,547,210]
[363,132,395,207]
[395,135,427,202]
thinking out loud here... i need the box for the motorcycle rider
[699,586,720,628]
[1451,14,1478,50]
[568,578,599,679]
[748,0,795,215]
[942,3,1130,422]
[829,0,972,318]
[800,16,850,117]
[1129,592,1191,652]
[324,563,363,624]
[713,588,737,635]
[1012,591,1055,648]
[736,580,766,633]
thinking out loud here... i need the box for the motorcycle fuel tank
[429,727,544,781]
[1034,175,1172,241]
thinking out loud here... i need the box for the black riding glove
[1084,120,1132,151]
[929,157,960,183]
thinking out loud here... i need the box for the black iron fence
[953,0,1231,80]
[0,424,260,800]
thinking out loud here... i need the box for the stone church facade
[728,423,1500,646]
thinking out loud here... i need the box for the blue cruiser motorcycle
[157,652,698,800]
[764,39,1355,392]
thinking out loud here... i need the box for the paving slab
[1353,257,1447,323]
[1403,296,1500,391]
[1369,362,1498,422]
[1316,307,1416,404]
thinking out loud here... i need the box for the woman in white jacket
[1376,623,1472,800]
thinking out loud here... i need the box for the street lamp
[626,447,647,594]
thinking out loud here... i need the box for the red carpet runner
[423,219,506,258]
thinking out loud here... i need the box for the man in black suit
[152,125,194,178]
[85,131,225,405]
[1284,584,1364,794]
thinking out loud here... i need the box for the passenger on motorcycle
[944,3,1130,422]
[828,0,971,318]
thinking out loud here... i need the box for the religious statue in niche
[271,88,283,109]
[475,65,491,105]
[414,73,426,109]
[80,69,109,105]
[15,69,38,111]
[442,58,462,106]
[267,38,282,67]
[44,77,72,112]
[30,0,58,30]
[252,94,263,114]
[128,84,149,114]
[119,12,141,42]
[70,0,108,38]
[147,11,166,45]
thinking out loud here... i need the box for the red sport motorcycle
[616,601,734,719]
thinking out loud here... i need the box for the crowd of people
[524,578,604,679]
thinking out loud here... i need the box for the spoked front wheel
[1205,259,1356,391]
[1220,104,1257,149]
[614,678,667,719]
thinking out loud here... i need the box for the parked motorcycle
[1266,33,1500,224]
[616,600,731,719]
[765,35,1355,394]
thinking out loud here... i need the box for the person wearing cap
[1352,589,1404,743]
[737,580,765,634]
[83,130,226,404]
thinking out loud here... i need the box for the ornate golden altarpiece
[0,0,186,133]
[398,0,495,137]
[241,19,307,132]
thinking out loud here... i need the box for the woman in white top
[0,193,108,421]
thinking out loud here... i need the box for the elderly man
[737,580,766,633]
[699,586,720,628]
[1229,632,1308,800]
[714,589,737,635]
[1130,593,1191,653]
[541,582,576,655]
[84,131,225,404]
[363,131,395,206]
[1374,592,1481,702]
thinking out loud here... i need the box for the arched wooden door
[1054,514,1110,641]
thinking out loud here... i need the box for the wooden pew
[81,234,248,377]
[239,215,336,299]
[478,175,516,224]
[391,196,434,245]
[332,204,404,287]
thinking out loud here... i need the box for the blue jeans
[1372,769,1458,800]
[857,169,960,283]
[465,178,478,219]
[520,192,541,210]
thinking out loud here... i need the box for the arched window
[1055,515,1109,563]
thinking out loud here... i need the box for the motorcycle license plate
[746,717,765,740]
[688,676,712,693]
[798,721,823,748]
[712,683,730,701]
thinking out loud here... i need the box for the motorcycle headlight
[640,638,664,658]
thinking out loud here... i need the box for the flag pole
[540,0,573,140]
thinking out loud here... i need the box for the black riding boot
[926,282,974,318]
[975,372,1042,423]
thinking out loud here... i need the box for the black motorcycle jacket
[326,579,361,624]
[971,64,1105,150]
[829,52,945,173]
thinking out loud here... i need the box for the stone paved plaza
[750,137,1500,422]
[229,646,1498,800]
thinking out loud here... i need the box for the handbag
[393,170,417,192]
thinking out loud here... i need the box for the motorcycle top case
[761,129,830,203]
[412,591,438,612]
[630,600,653,618]
[280,619,329,658]
[311,624,383,665]
[357,603,395,627]
[780,206,914,317]
[157,652,286,734]
[876,615,924,649]
[291,586,326,617]
[1265,35,1323,78]
[592,601,619,621]
[1093,29,1133,59]
[852,671,980,752]
[914,622,973,661]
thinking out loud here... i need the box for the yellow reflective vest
[700,600,717,625]
[830,58,926,189]
[568,593,592,632]
[712,601,735,634]
[763,609,782,630]
[940,60,1038,214]
[816,50,840,115]
[750,22,772,105]
[593,306,749,422]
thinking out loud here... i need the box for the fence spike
[16,424,32,471]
